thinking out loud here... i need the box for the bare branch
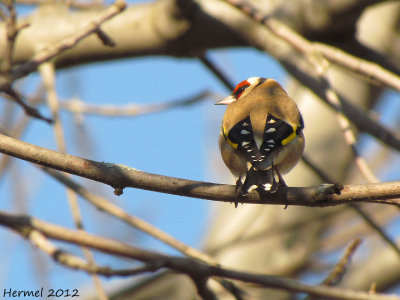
[303,238,362,300]
[57,90,215,117]
[1,0,29,73]
[352,205,400,257]
[15,0,104,8]
[1,210,399,300]
[39,62,66,149]
[323,238,362,285]
[5,0,126,85]
[1,88,53,123]
[0,133,399,207]
[314,43,400,92]
[1,0,17,74]
[95,28,116,47]
[199,54,235,91]
[39,62,108,299]
[29,229,160,277]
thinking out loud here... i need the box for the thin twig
[352,205,400,258]
[39,63,66,149]
[303,238,362,300]
[313,43,400,92]
[330,238,361,277]
[39,62,108,300]
[0,89,44,181]
[369,282,377,294]
[15,0,104,8]
[1,1,41,122]
[1,0,29,72]
[199,54,235,91]
[9,0,126,83]
[1,0,17,74]
[29,229,160,277]
[57,90,215,117]
[322,82,379,183]
[95,28,116,47]
[2,88,53,123]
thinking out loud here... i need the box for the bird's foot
[234,177,244,208]
[235,177,243,193]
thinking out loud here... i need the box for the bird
[216,77,305,199]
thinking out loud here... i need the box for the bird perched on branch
[216,77,304,199]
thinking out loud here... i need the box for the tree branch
[1,87,53,123]
[29,229,160,278]
[0,133,399,207]
[7,0,126,85]
[303,238,362,300]
[1,210,399,300]
[57,90,215,117]
[0,0,246,70]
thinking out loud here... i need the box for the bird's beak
[215,95,235,105]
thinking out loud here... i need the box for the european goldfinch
[216,77,305,196]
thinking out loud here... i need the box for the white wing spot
[241,129,250,135]
[266,128,276,133]
[267,119,276,124]
[262,183,272,190]
[242,141,251,147]
[242,122,249,126]
[267,139,275,144]
[247,185,258,193]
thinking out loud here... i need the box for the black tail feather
[241,166,278,195]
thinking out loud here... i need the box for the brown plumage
[216,77,305,197]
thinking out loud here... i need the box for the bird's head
[215,77,266,105]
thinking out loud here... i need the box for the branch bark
[0,0,245,69]
[0,133,399,207]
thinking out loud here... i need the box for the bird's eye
[232,80,251,99]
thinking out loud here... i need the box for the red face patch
[232,80,251,99]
